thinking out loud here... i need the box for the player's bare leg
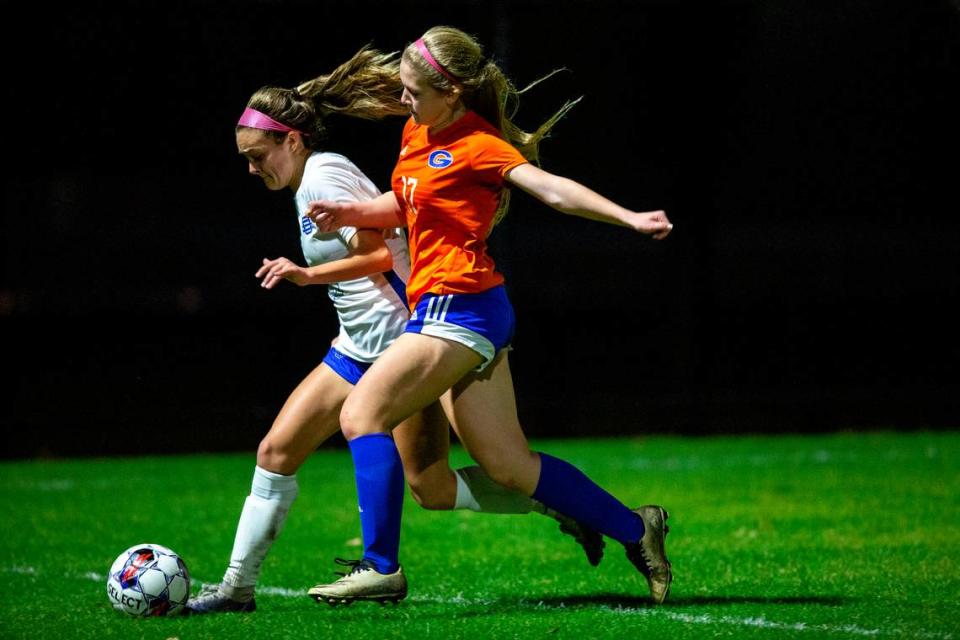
[394,400,457,510]
[449,353,667,600]
[189,363,351,614]
[446,352,604,564]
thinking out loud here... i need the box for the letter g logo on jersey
[428,150,453,169]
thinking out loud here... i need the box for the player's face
[236,128,299,191]
[400,59,459,129]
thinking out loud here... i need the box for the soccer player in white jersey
[186,48,603,614]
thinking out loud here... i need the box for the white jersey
[294,152,410,362]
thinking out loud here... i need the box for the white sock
[453,466,534,514]
[222,466,298,594]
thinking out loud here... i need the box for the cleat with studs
[185,583,256,615]
[552,510,606,566]
[308,558,407,606]
[625,505,673,604]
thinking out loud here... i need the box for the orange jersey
[391,111,528,309]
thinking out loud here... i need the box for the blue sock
[349,433,404,573]
[532,452,644,544]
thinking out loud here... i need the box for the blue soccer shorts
[322,346,373,385]
[404,285,515,371]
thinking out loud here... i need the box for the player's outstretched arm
[255,230,393,289]
[307,192,404,232]
[506,163,673,240]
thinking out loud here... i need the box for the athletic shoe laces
[332,557,377,577]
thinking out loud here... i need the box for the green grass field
[1,432,957,639]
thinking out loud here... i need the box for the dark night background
[4,0,959,458]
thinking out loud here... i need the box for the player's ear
[286,131,303,151]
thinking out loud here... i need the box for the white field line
[613,609,954,639]
[6,567,946,640]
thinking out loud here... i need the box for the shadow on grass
[520,594,850,609]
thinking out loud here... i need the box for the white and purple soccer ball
[106,543,190,616]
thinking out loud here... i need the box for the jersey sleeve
[469,133,529,182]
[335,226,359,245]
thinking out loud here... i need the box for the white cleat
[186,583,256,614]
[308,558,407,606]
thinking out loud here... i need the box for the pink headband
[237,107,305,134]
[415,38,459,83]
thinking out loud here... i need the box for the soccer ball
[106,543,190,616]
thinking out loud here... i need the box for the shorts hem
[418,326,496,372]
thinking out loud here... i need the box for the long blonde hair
[403,26,579,223]
[240,46,407,148]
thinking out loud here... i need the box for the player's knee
[406,473,453,510]
[407,485,447,510]
[339,398,380,441]
[476,449,538,494]
[256,436,294,474]
[481,461,526,494]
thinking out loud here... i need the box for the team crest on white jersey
[301,216,316,234]
[428,150,453,168]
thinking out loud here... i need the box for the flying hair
[239,46,406,149]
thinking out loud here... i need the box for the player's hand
[255,257,311,289]
[630,210,674,240]
[307,200,347,232]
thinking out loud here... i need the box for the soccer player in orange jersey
[308,26,674,605]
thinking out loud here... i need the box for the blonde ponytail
[403,26,578,223]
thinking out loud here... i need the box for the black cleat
[544,507,606,566]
